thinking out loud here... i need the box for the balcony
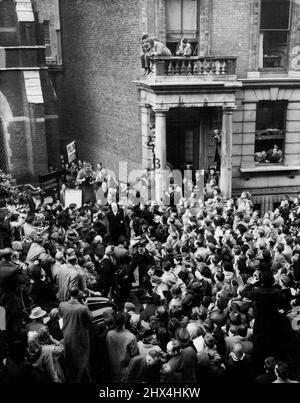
[135,55,241,111]
[148,56,237,83]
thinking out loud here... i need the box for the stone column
[140,104,151,169]
[285,101,300,166]
[220,106,234,199]
[154,109,167,202]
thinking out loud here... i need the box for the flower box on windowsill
[240,164,300,180]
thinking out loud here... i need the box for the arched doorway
[0,118,8,172]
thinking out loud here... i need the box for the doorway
[166,107,222,172]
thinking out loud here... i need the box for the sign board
[66,141,76,164]
[64,188,82,208]
[39,171,61,200]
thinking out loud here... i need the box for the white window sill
[240,165,300,173]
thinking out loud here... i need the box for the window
[166,0,198,54]
[259,0,291,68]
[254,101,287,163]
[43,20,52,58]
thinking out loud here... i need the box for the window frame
[254,100,287,165]
[166,0,199,52]
[42,20,53,60]
[259,0,292,69]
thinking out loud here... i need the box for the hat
[55,251,64,261]
[29,306,47,320]
[105,245,114,256]
[66,248,76,256]
[50,232,59,240]
[124,302,136,311]
[66,229,78,240]
[12,241,23,251]
[93,235,103,243]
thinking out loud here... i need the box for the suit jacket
[57,264,79,302]
[96,257,116,289]
[107,210,126,243]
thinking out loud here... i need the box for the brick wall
[0,0,57,181]
[60,0,143,174]
[0,0,18,45]
[210,0,251,77]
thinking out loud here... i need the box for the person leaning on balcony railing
[144,38,172,75]
[140,33,152,75]
[175,38,192,57]
[140,33,159,75]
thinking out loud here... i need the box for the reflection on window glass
[260,0,290,69]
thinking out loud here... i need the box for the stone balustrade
[152,56,237,78]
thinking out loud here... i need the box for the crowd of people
[1,161,300,384]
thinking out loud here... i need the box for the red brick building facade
[0,0,59,182]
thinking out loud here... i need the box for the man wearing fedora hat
[25,306,47,333]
